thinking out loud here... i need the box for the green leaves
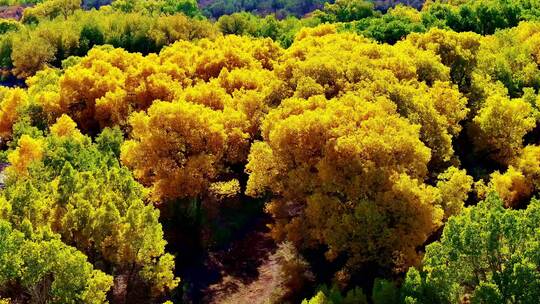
[0,220,113,304]
[1,127,178,298]
[404,194,540,303]
[0,220,23,285]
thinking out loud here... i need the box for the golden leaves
[0,88,29,140]
[246,93,442,273]
[471,93,535,164]
[208,179,241,198]
[436,166,473,219]
[121,100,229,201]
[50,114,83,140]
[487,145,540,207]
[7,135,44,176]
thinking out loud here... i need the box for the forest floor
[202,218,281,304]
[0,4,29,20]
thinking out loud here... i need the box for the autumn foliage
[2,0,540,303]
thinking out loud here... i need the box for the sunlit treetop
[1,120,179,297]
[246,93,446,278]
[403,194,540,303]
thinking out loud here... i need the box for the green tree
[217,12,258,36]
[0,220,113,304]
[301,285,368,304]
[160,0,201,17]
[345,13,425,44]
[314,0,375,23]
[2,120,179,299]
[372,279,399,304]
[403,194,540,303]
[22,0,82,23]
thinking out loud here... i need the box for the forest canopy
[2,0,540,303]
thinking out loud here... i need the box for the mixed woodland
[3,0,540,303]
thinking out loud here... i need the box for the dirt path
[203,226,281,304]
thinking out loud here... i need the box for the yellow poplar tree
[6,135,44,176]
[121,100,230,202]
[0,88,29,140]
[471,93,535,164]
[246,94,444,278]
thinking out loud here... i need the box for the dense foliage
[3,0,540,303]
[402,194,540,303]
[201,0,330,18]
